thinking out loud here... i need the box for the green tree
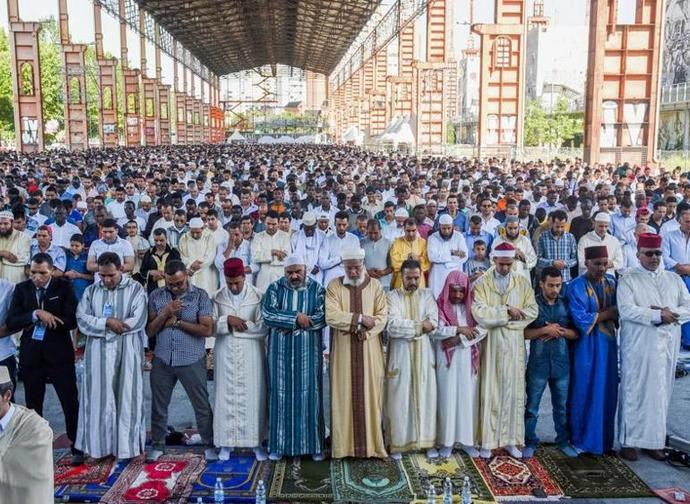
[0,28,14,142]
[39,18,64,143]
[525,98,548,147]
[525,96,583,148]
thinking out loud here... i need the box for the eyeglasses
[642,250,662,257]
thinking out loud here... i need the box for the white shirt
[0,279,16,361]
[0,404,16,437]
[49,221,81,249]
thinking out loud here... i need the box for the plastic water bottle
[442,477,453,504]
[426,483,437,504]
[461,475,472,504]
[214,476,224,503]
[195,498,203,504]
[255,479,266,504]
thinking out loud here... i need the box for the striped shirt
[148,284,213,366]
[537,229,578,281]
[29,243,66,271]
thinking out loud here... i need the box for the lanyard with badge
[33,289,46,341]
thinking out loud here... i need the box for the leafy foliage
[524,97,583,148]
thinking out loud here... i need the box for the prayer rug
[403,453,495,503]
[653,487,690,504]
[189,453,272,502]
[269,457,332,502]
[472,450,562,500]
[101,454,205,504]
[536,444,653,498]
[54,458,129,503]
[331,457,414,503]
[54,452,117,485]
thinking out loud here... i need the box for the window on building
[493,37,511,68]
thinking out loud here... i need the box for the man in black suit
[6,252,83,465]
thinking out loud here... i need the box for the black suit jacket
[6,278,78,366]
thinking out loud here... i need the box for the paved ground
[14,371,690,504]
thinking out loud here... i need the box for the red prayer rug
[54,452,116,485]
[101,454,205,503]
[653,487,690,504]
[472,451,563,500]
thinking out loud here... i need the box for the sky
[0,0,591,87]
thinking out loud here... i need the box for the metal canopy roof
[136,0,382,76]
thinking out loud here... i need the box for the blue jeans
[524,339,570,448]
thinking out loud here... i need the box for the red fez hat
[584,245,608,260]
[637,232,661,249]
[636,207,650,217]
[492,242,516,258]
[223,258,245,277]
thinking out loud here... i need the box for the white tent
[227,130,246,143]
[277,135,296,144]
[342,125,363,145]
[378,116,415,148]
[257,135,276,144]
[295,135,315,144]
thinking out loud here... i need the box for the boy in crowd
[465,240,490,283]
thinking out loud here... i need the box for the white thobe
[213,284,268,448]
[214,240,256,285]
[427,231,468,299]
[383,224,404,242]
[179,230,217,296]
[492,234,537,281]
[385,288,438,453]
[577,231,624,275]
[251,230,292,291]
[0,231,30,284]
[617,266,690,449]
[291,230,325,283]
[433,305,486,448]
[318,232,360,287]
[49,221,81,249]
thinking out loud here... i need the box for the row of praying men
[3,229,684,478]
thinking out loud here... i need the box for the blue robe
[261,276,326,456]
[566,274,618,454]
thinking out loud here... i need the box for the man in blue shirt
[523,266,578,458]
[464,215,493,259]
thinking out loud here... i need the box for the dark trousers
[150,356,213,448]
[0,355,17,397]
[21,356,79,452]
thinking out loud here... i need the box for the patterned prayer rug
[54,452,117,485]
[403,453,495,503]
[653,487,690,504]
[190,453,272,502]
[269,457,332,502]
[331,457,414,503]
[472,450,562,500]
[54,458,130,503]
[100,454,205,504]
[536,445,653,498]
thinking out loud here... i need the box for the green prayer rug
[331,457,414,503]
[536,444,653,498]
[269,457,332,502]
[403,452,495,503]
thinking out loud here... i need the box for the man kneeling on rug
[0,365,54,503]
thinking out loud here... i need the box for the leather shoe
[642,448,666,461]
[619,447,638,461]
[70,452,85,466]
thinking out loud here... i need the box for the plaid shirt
[148,284,213,366]
[537,229,578,282]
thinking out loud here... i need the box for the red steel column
[93,0,118,147]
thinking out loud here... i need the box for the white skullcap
[139,195,152,203]
[284,253,306,267]
[76,201,88,209]
[0,366,9,385]
[341,248,365,261]
[594,212,611,223]
[317,212,330,221]
[189,217,204,229]
[439,214,454,226]
[394,208,409,218]
[302,211,316,226]
[0,210,13,221]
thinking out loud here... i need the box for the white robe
[617,266,690,449]
[179,230,218,297]
[427,231,468,299]
[577,231,624,275]
[491,234,537,281]
[0,230,30,284]
[291,229,325,283]
[433,305,486,447]
[212,283,268,448]
[385,288,438,453]
[319,232,360,287]
[251,230,292,291]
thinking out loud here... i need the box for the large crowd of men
[0,144,689,500]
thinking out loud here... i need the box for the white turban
[341,248,365,261]
[284,253,306,267]
[189,217,204,229]
[439,214,454,226]
[0,210,13,222]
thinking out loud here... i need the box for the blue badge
[33,323,46,341]
[103,303,113,318]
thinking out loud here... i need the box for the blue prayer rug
[187,453,272,502]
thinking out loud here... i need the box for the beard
[0,228,12,238]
